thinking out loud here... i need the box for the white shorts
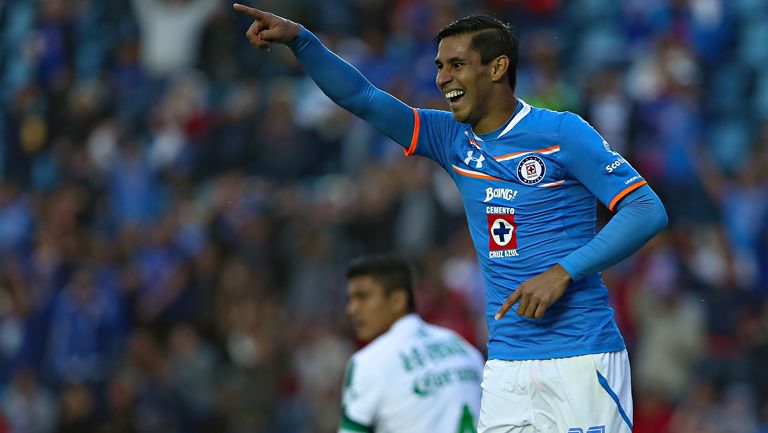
[478,350,632,433]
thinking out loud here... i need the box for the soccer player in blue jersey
[234,5,668,432]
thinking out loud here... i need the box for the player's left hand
[495,264,572,320]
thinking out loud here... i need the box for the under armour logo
[464,151,485,168]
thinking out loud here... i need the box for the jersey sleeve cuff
[403,108,420,157]
[558,259,581,282]
[608,180,647,212]
[287,25,311,52]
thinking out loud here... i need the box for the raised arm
[233,4,417,148]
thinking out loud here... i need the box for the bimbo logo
[484,188,518,203]
[464,151,485,169]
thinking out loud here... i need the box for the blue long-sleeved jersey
[288,27,667,360]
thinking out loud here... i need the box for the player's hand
[495,264,572,320]
[233,3,301,49]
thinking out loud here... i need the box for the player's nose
[345,301,357,316]
[436,69,452,88]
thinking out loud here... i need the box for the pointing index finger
[495,289,521,320]
[233,3,267,19]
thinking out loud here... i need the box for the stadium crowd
[0,0,767,432]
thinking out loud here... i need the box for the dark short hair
[434,15,518,91]
[346,255,416,313]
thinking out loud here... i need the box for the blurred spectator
[633,387,673,433]
[669,379,721,433]
[520,30,580,112]
[47,267,125,386]
[94,371,139,433]
[759,400,768,433]
[131,0,219,78]
[582,66,633,154]
[166,323,219,426]
[416,247,484,349]
[698,126,768,290]
[292,326,352,433]
[124,330,183,433]
[0,182,34,255]
[0,262,37,383]
[718,383,759,433]
[132,217,196,326]
[0,369,56,433]
[215,259,288,433]
[630,233,705,402]
[55,383,97,433]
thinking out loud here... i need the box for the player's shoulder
[416,107,455,121]
[350,315,423,366]
[346,342,394,388]
[519,102,589,136]
[416,108,466,133]
[350,335,394,369]
[420,322,484,360]
[352,316,481,368]
[420,320,460,340]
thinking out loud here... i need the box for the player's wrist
[554,263,575,285]
[285,20,301,43]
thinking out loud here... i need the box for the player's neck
[472,92,518,135]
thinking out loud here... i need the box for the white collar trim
[496,99,531,139]
[472,99,531,141]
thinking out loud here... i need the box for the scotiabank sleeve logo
[486,206,519,258]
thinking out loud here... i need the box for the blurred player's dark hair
[435,15,518,92]
[346,255,416,312]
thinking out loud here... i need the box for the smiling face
[345,275,407,342]
[435,33,495,126]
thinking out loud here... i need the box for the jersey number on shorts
[457,404,474,433]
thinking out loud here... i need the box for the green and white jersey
[339,314,484,433]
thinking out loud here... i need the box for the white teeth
[445,90,465,99]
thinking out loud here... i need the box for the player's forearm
[287,26,414,146]
[558,185,668,281]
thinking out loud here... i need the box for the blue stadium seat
[708,64,751,116]
[576,26,627,69]
[754,72,768,120]
[732,0,768,20]
[0,1,35,102]
[565,0,620,23]
[737,19,768,68]
[707,118,754,173]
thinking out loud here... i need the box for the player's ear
[388,289,409,314]
[490,55,509,83]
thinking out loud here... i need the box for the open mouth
[445,89,465,106]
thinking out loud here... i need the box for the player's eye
[453,63,464,70]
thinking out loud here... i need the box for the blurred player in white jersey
[340,255,484,433]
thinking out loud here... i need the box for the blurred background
[0,0,767,432]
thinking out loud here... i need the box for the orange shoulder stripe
[404,108,420,156]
